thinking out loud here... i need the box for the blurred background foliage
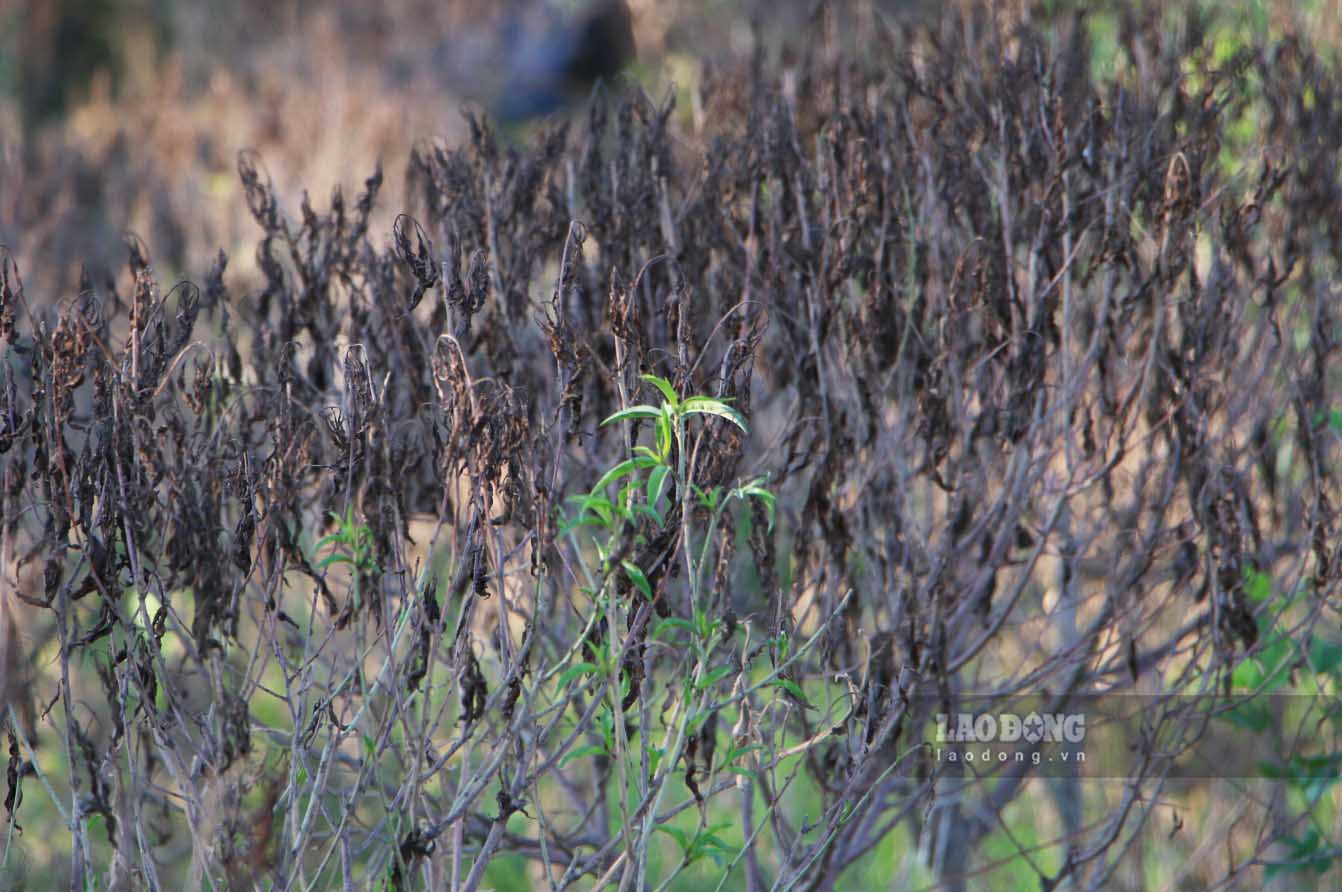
[9,0,1333,303]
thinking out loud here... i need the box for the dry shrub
[1,3,1341,890]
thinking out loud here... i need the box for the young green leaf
[775,677,811,707]
[656,824,693,853]
[591,456,659,495]
[681,396,747,431]
[601,405,663,427]
[691,483,719,511]
[317,552,352,569]
[695,665,735,692]
[654,617,697,639]
[557,662,599,690]
[646,744,664,775]
[560,744,609,767]
[737,480,776,531]
[641,374,681,408]
[632,504,664,527]
[647,465,670,507]
[622,560,653,600]
[657,406,674,457]
[568,493,615,526]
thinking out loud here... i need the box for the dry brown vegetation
[1,2,1342,890]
